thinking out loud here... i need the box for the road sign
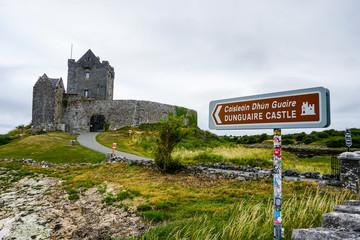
[113,143,116,148]
[209,87,330,130]
[345,128,352,149]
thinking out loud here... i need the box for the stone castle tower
[32,49,197,133]
[32,74,65,131]
[67,49,114,100]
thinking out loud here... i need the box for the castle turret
[67,49,114,100]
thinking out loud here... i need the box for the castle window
[84,90,89,98]
[85,72,90,80]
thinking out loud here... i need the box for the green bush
[175,106,188,118]
[326,139,343,148]
[187,111,198,127]
[154,113,186,173]
[0,135,11,146]
[295,132,306,142]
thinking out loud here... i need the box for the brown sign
[209,87,330,129]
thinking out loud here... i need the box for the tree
[154,113,186,173]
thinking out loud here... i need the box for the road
[77,132,152,161]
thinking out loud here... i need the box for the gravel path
[77,132,153,161]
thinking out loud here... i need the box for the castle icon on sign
[301,102,315,116]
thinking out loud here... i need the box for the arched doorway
[90,115,105,132]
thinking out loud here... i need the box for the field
[96,127,334,174]
[0,126,357,239]
[0,160,356,240]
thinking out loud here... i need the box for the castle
[32,49,197,133]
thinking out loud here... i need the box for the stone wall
[61,99,197,133]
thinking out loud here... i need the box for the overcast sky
[0,0,359,136]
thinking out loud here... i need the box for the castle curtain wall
[61,99,186,133]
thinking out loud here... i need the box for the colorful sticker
[275,197,281,207]
[273,165,281,174]
[274,186,281,197]
[274,156,282,165]
[274,174,281,186]
[274,147,281,158]
[274,136,281,146]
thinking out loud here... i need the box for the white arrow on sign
[214,105,222,124]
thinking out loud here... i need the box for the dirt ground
[0,172,146,240]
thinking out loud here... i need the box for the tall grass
[172,146,273,168]
[132,187,353,240]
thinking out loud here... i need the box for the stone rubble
[0,171,146,239]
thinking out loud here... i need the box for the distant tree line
[222,128,360,148]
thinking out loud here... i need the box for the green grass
[283,156,332,174]
[96,130,154,158]
[0,161,357,240]
[173,146,273,168]
[97,126,335,173]
[0,131,105,164]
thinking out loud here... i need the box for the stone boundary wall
[61,99,197,133]
[0,156,339,183]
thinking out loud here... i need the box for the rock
[322,212,360,231]
[334,205,360,215]
[343,200,360,206]
[291,227,360,240]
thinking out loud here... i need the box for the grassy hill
[0,129,105,164]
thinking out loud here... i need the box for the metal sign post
[273,129,282,240]
[345,128,352,152]
[209,87,331,239]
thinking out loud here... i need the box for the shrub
[175,106,188,118]
[154,113,186,173]
[295,132,306,142]
[0,135,11,146]
[187,111,198,127]
[326,139,344,148]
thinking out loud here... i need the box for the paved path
[77,132,152,161]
